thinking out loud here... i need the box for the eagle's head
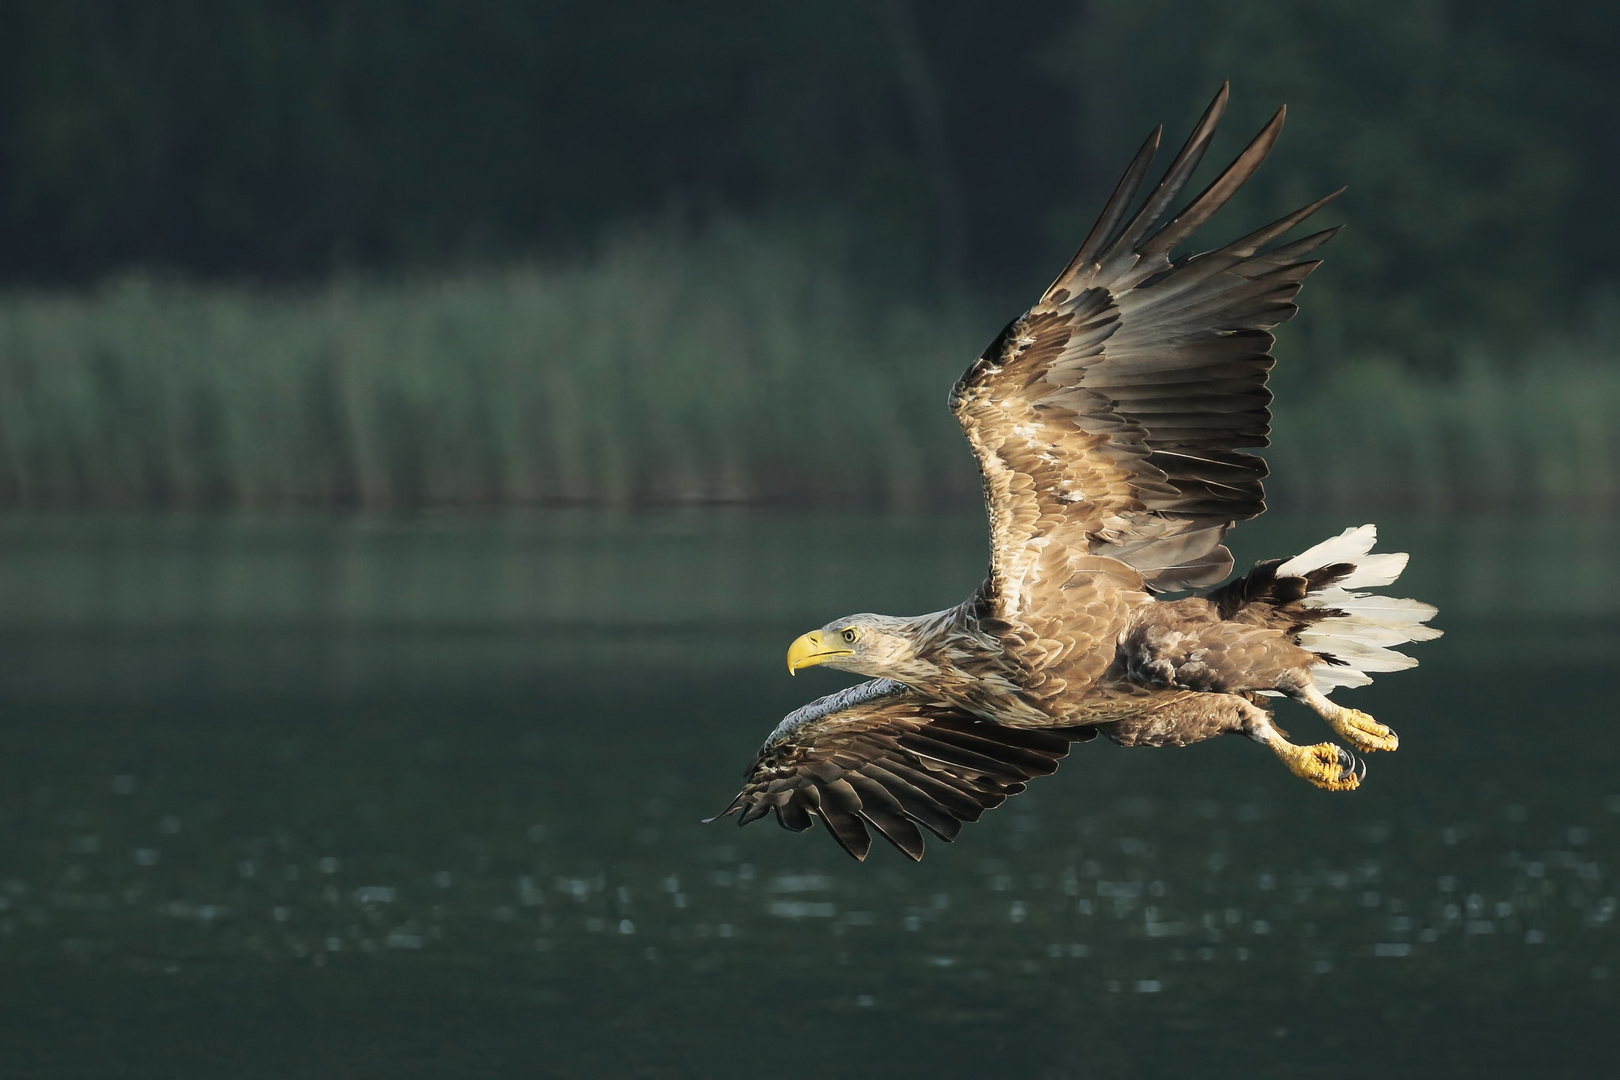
[786,614,923,679]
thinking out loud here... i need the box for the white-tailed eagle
[712,86,1440,861]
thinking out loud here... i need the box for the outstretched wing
[953,83,1341,629]
[710,679,1093,862]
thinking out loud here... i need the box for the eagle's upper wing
[953,84,1341,628]
[709,679,1093,862]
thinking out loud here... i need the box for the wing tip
[702,798,745,825]
[826,821,873,863]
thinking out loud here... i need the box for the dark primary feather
[710,680,1094,862]
[951,83,1343,621]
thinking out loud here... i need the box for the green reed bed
[0,233,1615,511]
[0,234,984,510]
[1268,353,1620,511]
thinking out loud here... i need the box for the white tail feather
[1282,524,1441,695]
[1276,524,1377,577]
[1336,552,1409,590]
[1312,666,1374,691]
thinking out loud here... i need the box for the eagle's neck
[855,607,963,684]
[890,602,1051,725]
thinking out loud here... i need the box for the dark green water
[0,511,1616,1078]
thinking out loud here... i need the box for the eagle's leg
[1236,696,1364,792]
[1105,694,1363,792]
[1286,680,1399,753]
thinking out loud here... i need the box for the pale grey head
[785,613,925,680]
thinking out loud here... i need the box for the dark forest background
[0,0,1616,509]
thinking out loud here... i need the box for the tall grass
[1268,351,1620,512]
[0,229,990,510]
[0,228,1615,511]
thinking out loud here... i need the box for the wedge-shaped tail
[1276,524,1442,693]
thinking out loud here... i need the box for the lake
[0,510,1615,1078]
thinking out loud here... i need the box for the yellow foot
[1276,741,1364,791]
[1331,708,1399,753]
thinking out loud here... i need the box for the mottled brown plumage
[716,86,1440,861]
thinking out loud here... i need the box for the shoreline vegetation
[1,231,1615,514]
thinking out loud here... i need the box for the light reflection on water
[17,793,1613,978]
[0,511,1616,1077]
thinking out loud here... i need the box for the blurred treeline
[1,0,1617,509]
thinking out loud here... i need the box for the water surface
[0,511,1615,1078]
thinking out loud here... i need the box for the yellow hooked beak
[786,630,854,674]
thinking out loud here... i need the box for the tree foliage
[0,0,1615,364]
[1056,0,1613,359]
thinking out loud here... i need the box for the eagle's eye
[840,628,859,644]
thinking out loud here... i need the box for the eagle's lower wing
[709,679,1093,862]
[952,83,1340,629]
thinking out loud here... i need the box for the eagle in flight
[712,86,1440,861]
